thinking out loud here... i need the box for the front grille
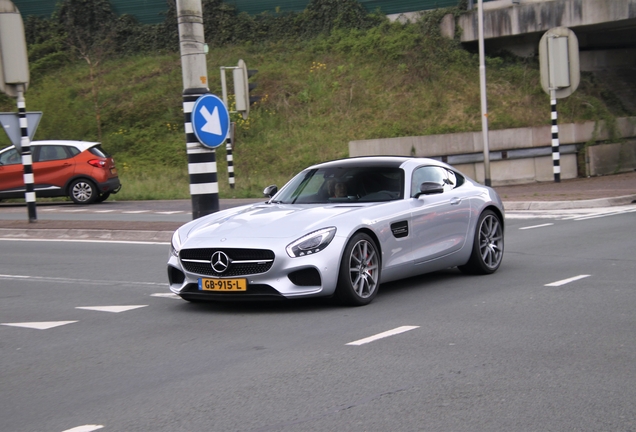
[179,248,275,277]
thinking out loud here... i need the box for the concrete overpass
[454,0,636,64]
[443,0,636,112]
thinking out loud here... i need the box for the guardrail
[349,117,636,185]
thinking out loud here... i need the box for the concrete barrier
[349,117,636,185]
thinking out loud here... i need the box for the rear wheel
[459,209,504,274]
[335,233,381,306]
[95,192,111,203]
[69,179,97,204]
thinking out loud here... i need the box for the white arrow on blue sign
[192,94,230,149]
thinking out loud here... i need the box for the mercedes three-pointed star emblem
[210,251,231,273]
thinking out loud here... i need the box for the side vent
[391,221,409,238]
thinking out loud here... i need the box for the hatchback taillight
[88,159,106,168]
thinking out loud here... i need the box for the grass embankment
[0,19,627,200]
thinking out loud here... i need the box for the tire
[95,192,111,203]
[335,233,381,306]
[69,179,98,204]
[459,209,504,275]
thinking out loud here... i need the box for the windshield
[271,166,404,204]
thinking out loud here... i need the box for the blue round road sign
[192,94,230,149]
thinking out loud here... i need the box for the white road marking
[346,326,419,346]
[519,223,554,230]
[573,207,636,221]
[76,305,148,313]
[155,211,185,215]
[1,321,78,330]
[151,293,181,299]
[122,210,150,214]
[0,273,165,287]
[545,274,591,287]
[62,425,104,432]
[0,238,168,245]
[93,210,115,213]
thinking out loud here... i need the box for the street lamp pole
[478,0,491,187]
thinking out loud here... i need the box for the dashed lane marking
[346,326,420,346]
[545,274,591,287]
[62,425,104,432]
[519,223,554,230]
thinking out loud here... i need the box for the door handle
[450,197,462,205]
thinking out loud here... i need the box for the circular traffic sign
[191,94,230,149]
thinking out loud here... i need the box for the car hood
[181,203,369,242]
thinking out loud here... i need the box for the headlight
[286,227,336,258]
[170,230,182,257]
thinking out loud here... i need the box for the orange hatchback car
[0,140,121,204]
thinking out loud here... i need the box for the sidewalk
[1,171,635,241]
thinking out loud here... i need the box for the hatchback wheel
[95,192,111,203]
[336,233,381,306]
[69,179,97,204]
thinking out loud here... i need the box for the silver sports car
[168,156,505,306]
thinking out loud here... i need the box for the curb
[0,228,172,242]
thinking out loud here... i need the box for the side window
[37,145,70,162]
[0,148,21,165]
[411,166,465,197]
[411,166,447,197]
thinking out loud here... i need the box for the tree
[55,0,118,141]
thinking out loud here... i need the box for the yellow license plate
[199,278,247,292]
[110,168,118,175]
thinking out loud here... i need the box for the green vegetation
[0,0,629,200]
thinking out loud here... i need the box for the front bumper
[167,237,347,301]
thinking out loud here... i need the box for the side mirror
[415,182,444,197]
[263,185,278,198]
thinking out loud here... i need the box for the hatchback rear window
[88,145,110,158]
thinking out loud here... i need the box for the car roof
[0,140,100,153]
[308,156,449,170]
[31,140,100,152]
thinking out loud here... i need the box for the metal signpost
[539,27,580,183]
[220,59,257,189]
[0,0,36,221]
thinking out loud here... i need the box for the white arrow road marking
[2,321,78,330]
[346,326,420,346]
[75,305,148,313]
[62,425,104,432]
[545,274,591,287]
[200,105,222,135]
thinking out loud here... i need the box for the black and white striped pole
[550,90,561,182]
[182,89,219,217]
[220,67,235,189]
[17,87,37,220]
[226,123,235,189]
[177,0,219,218]
[0,1,36,221]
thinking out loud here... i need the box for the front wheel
[335,233,381,306]
[459,209,504,274]
[69,179,97,204]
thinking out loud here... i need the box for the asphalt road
[1,208,635,431]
